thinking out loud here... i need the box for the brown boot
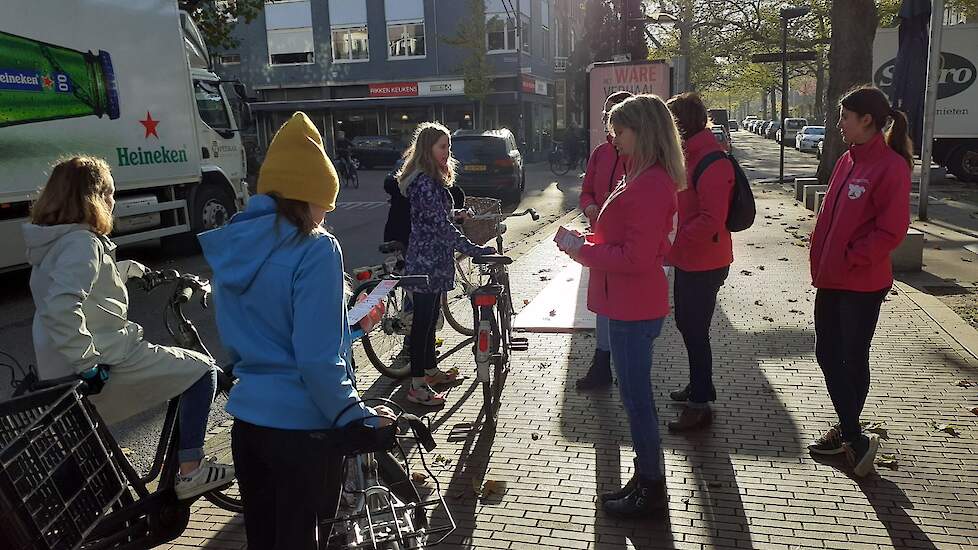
[667,406,712,433]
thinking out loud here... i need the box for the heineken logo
[140,111,160,139]
[117,146,189,166]
[0,68,72,93]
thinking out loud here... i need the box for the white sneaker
[175,456,235,500]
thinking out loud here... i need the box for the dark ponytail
[885,108,914,168]
[840,85,914,168]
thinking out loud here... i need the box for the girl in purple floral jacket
[396,123,495,405]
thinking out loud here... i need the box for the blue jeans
[596,314,610,352]
[609,317,665,480]
[177,365,217,463]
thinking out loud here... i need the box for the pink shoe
[407,385,446,406]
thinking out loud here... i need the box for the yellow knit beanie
[257,112,339,211]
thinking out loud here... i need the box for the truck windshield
[194,80,232,131]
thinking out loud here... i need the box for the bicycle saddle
[378,240,405,254]
[472,254,513,265]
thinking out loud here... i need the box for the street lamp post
[779,7,809,184]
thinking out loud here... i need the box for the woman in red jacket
[808,86,912,477]
[558,94,683,518]
[576,90,632,391]
[664,93,735,432]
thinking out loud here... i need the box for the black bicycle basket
[0,383,125,550]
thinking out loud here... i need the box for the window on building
[486,14,517,52]
[216,53,241,65]
[386,0,425,58]
[520,15,530,53]
[265,0,314,65]
[330,0,369,62]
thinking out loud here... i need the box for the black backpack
[691,151,755,232]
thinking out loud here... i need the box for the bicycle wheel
[350,280,412,379]
[477,306,502,426]
[202,373,243,513]
[442,256,482,336]
[549,152,571,176]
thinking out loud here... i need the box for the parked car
[451,129,525,202]
[795,126,825,153]
[742,116,758,129]
[755,120,769,134]
[765,121,781,139]
[728,120,740,131]
[777,117,809,144]
[351,135,406,169]
[711,126,731,153]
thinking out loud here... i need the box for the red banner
[369,82,419,97]
[521,75,535,93]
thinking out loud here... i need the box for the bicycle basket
[0,383,125,550]
[460,197,503,246]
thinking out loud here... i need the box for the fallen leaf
[789,309,804,314]
[778,257,790,262]
[955,380,976,388]
[875,454,899,470]
[531,432,541,441]
[970,407,978,416]
[962,257,973,263]
[741,270,753,276]
[762,316,775,322]
[523,299,530,305]
[412,472,428,483]
[757,265,766,271]
[549,309,557,317]
[754,300,764,306]
[121,447,133,457]
[473,478,507,499]
[788,299,799,303]
[860,421,889,440]
[930,421,961,437]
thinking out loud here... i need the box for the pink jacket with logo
[579,136,628,211]
[809,133,911,292]
[576,165,677,321]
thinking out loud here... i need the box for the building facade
[216,0,583,161]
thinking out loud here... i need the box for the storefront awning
[248,95,473,112]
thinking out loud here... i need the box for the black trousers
[231,420,344,550]
[409,292,443,378]
[814,288,889,441]
[674,266,729,404]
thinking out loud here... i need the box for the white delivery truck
[0,0,250,271]
[874,24,978,183]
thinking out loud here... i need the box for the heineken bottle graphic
[0,31,120,128]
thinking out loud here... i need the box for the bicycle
[351,208,539,380]
[338,154,360,189]
[1,270,238,550]
[322,396,455,550]
[548,141,586,177]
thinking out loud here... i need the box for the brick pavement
[163,180,978,549]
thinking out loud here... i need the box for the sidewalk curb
[895,281,978,366]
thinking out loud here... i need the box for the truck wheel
[191,183,237,233]
[947,145,978,183]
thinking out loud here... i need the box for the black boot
[600,458,639,503]
[576,350,612,390]
[669,383,691,402]
[602,477,667,519]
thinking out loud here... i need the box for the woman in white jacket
[23,156,233,500]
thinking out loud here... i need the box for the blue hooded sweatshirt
[199,194,375,430]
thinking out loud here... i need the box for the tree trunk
[814,50,826,121]
[817,0,878,184]
[769,87,777,120]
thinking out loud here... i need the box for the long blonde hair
[608,95,687,191]
[31,156,114,235]
[396,122,457,187]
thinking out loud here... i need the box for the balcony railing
[554,56,568,73]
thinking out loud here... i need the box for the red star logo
[41,75,54,88]
[139,112,160,139]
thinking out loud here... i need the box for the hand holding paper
[554,226,584,255]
